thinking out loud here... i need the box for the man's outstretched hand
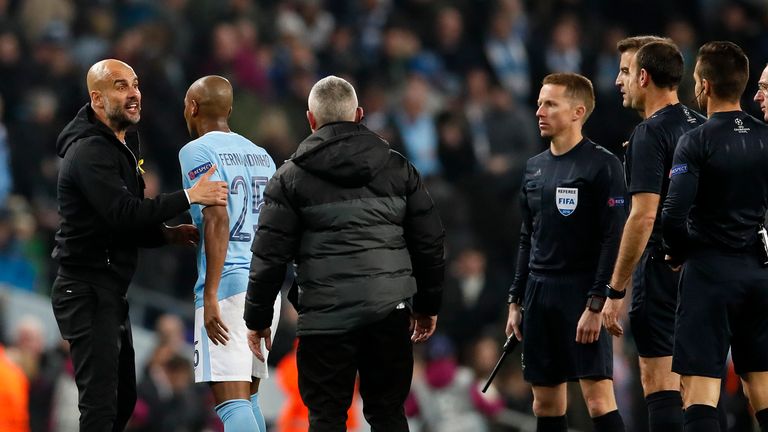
[187,164,228,206]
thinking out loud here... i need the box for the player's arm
[507,174,532,342]
[202,205,230,345]
[610,193,659,289]
[662,134,699,266]
[603,192,657,336]
[605,126,666,335]
[609,126,665,291]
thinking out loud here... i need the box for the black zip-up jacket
[52,104,190,283]
[244,122,445,335]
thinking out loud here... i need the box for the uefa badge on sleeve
[556,187,578,216]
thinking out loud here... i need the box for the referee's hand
[603,298,625,337]
[247,328,272,362]
[506,304,523,342]
[576,309,602,344]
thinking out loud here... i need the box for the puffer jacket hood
[291,122,390,188]
[56,104,117,158]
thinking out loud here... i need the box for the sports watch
[586,295,606,313]
[606,283,626,299]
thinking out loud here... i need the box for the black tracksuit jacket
[244,121,445,335]
[52,104,190,284]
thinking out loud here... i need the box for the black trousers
[51,273,136,432]
[297,308,413,432]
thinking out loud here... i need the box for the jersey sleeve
[590,155,628,297]
[627,124,665,195]
[661,132,701,260]
[509,171,533,301]
[178,142,223,203]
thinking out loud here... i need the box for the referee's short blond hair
[308,76,358,127]
[543,73,595,122]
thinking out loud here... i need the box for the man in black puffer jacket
[244,75,445,432]
[51,59,228,432]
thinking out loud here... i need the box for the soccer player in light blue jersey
[178,76,280,432]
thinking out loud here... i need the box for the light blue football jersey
[178,131,276,308]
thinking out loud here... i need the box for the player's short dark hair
[696,41,749,102]
[617,35,671,53]
[542,73,595,121]
[635,41,684,89]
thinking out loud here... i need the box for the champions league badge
[556,187,578,216]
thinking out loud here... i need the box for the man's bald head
[183,75,234,139]
[86,59,141,135]
[87,59,136,93]
[185,75,233,119]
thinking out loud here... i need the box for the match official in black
[604,40,706,432]
[506,73,627,432]
[662,42,768,432]
[52,59,228,431]
[754,62,768,122]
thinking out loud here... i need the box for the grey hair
[307,76,358,127]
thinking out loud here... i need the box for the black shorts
[628,247,679,357]
[673,249,768,378]
[521,272,613,386]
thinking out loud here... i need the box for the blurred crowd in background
[0,0,767,430]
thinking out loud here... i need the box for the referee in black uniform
[662,41,768,432]
[506,73,627,432]
[604,40,705,432]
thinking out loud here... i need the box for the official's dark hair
[542,73,595,120]
[696,41,749,102]
[635,41,684,89]
[617,35,670,53]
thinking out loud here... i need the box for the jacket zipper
[119,140,141,183]
[112,139,139,268]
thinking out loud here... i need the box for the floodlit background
[0,0,766,431]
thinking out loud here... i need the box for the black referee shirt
[663,111,768,258]
[510,138,627,299]
[625,103,706,247]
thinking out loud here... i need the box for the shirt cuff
[183,188,192,204]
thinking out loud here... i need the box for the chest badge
[556,187,578,216]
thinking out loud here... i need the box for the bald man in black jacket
[51,59,227,431]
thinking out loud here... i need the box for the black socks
[647,390,683,432]
[756,408,768,432]
[536,415,567,432]
[684,404,720,432]
[592,409,626,432]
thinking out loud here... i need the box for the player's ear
[701,78,711,96]
[90,91,102,109]
[573,104,585,122]
[191,100,199,117]
[639,69,650,87]
[307,110,318,132]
